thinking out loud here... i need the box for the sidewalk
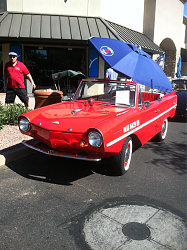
[0,92,36,166]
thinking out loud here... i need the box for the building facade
[0,0,186,91]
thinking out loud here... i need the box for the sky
[184,2,187,17]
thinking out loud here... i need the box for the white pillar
[98,56,105,79]
[2,43,10,90]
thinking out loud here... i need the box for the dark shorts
[5,88,29,104]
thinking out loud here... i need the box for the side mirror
[143,101,150,108]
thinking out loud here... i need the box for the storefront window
[24,46,86,90]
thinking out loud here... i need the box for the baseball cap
[8,52,18,57]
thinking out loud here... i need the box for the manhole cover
[122,222,150,240]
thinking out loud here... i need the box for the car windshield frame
[73,80,137,108]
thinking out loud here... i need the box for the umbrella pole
[58,80,60,91]
[151,79,153,94]
[54,81,58,91]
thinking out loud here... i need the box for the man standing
[105,68,118,80]
[4,52,36,108]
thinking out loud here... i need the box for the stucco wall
[100,0,144,32]
[154,0,184,51]
[3,0,144,32]
[143,0,156,41]
[5,0,101,16]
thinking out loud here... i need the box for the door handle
[154,109,160,113]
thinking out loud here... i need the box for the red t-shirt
[4,61,30,88]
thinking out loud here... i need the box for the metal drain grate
[122,222,150,240]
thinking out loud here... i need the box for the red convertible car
[18,79,177,175]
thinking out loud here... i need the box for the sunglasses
[9,56,17,58]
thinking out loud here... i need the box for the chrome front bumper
[22,140,101,162]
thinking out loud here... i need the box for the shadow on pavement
[169,116,187,123]
[6,152,115,185]
[6,120,186,184]
[143,140,187,175]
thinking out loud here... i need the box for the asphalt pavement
[0,119,186,249]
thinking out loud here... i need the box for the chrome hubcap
[125,146,130,163]
[162,122,166,135]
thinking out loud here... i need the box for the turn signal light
[29,130,35,136]
[80,141,87,147]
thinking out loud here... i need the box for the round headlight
[88,131,102,147]
[19,118,30,132]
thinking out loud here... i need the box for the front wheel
[111,136,133,175]
[154,118,168,142]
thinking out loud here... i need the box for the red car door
[138,90,161,144]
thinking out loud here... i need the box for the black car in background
[172,78,187,120]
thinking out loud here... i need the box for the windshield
[172,79,187,91]
[74,80,136,107]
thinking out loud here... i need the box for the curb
[0,154,5,166]
[0,141,36,167]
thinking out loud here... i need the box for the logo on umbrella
[100,46,114,56]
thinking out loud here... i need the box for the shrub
[0,102,31,130]
[0,102,4,130]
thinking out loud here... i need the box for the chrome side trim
[22,140,101,162]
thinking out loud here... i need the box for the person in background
[4,52,36,108]
[105,68,118,80]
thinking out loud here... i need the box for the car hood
[26,101,129,133]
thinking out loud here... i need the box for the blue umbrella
[176,57,181,78]
[88,37,172,93]
[126,42,151,58]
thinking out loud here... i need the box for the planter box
[34,89,63,109]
